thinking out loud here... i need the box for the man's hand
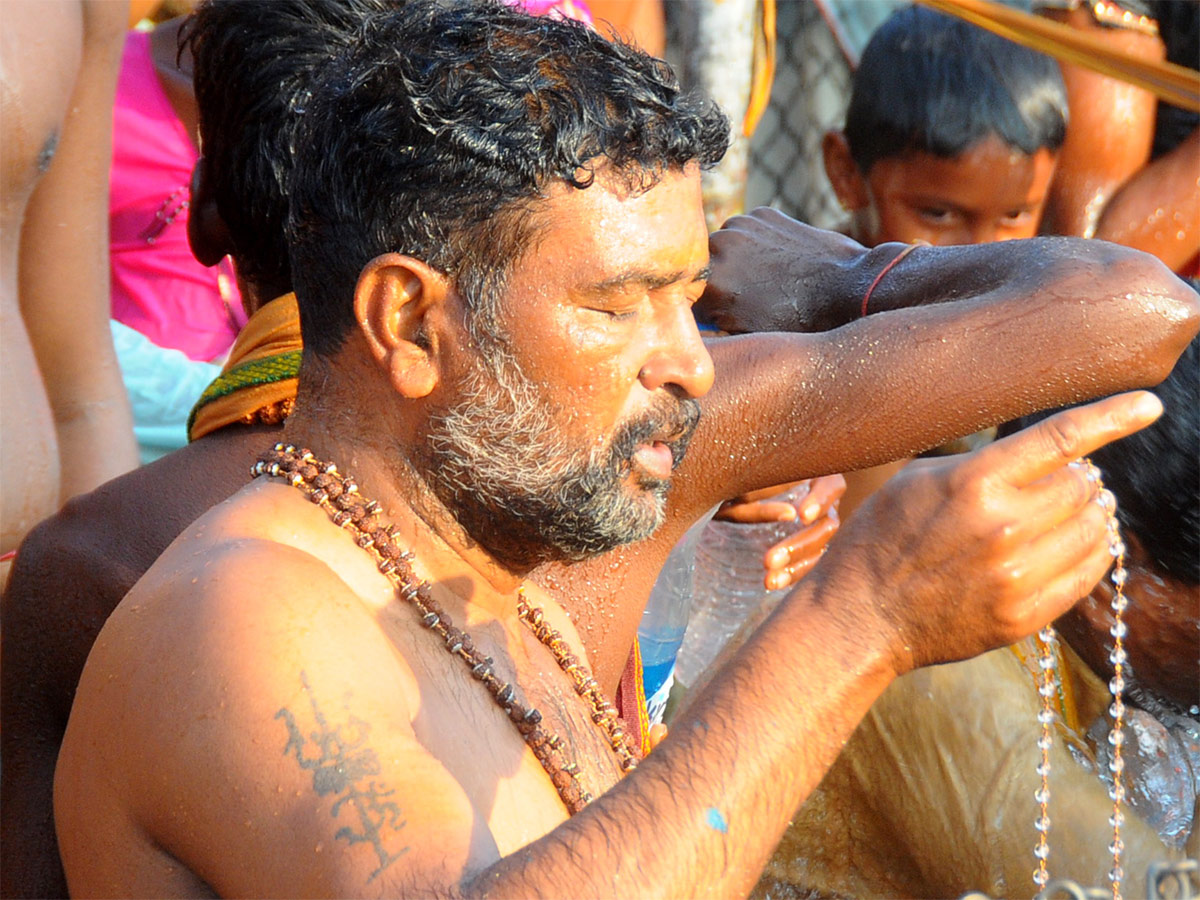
[818,391,1164,676]
[699,208,864,334]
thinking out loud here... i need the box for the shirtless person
[7,9,1188,898]
[0,0,138,566]
[54,4,1198,895]
[0,3,387,896]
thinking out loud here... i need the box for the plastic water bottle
[674,482,811,690]
[638,516,713,724]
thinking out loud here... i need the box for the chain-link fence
[666,0,902,230]
[746,0,853,229]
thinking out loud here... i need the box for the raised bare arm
[676,213,1198,525]
[58,394,1167,898]
[465,393,1164,898]
[18,0,137,501]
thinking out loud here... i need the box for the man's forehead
[527,164,709,283]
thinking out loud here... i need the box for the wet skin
[53,156,1195,896]
[1037,8,1199,274]
[1037,7,1161,238]
[817,132,1055,520]
[0,0,137,564]
[442,170,714,494]
[10,166,1197,894]
[825,132,1196,715]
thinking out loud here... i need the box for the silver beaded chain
[1034,459,1128,900]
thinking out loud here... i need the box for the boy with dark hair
[823,3,1067,248]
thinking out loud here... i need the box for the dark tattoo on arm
[276,671,409,881]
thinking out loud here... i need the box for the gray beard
[422,340,699,569]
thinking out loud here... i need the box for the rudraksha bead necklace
[253,443,639,815]
[1033,458,1128,900]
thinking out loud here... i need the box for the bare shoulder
[67,479,417,727]
[0,0,122,225]
[3,432,273,717]
[56,482,494,898]
[0,1,81,224]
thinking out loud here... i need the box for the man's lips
[633,441,674,479]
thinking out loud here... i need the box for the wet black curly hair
[286,0,729,356]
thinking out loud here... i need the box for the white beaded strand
[1033,460,1127,899]
[1033,624,1058,888]
[1097,477,1127,900]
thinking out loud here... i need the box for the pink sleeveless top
[109,30,245,362]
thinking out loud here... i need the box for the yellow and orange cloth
[187,293,302,442]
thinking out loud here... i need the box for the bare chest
[383,604,628,852]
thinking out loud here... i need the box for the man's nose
[638,304,715,399]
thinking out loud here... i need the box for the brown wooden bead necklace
[253,443,639,815]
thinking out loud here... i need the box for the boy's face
[825,132,1058,247]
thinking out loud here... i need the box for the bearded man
[53,2,1198,896]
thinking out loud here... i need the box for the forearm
[692,243,1197,500]
[53,398,140,497]
[702,214,1183,337]
[466,574,897,900]
[813,237,1164,330]
[18,0,137,495]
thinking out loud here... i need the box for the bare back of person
[0,423,279,899]
[1,0,136,561]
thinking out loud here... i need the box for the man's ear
[353,253,450,399]
[188,157,234,266]
[822,130,870,212]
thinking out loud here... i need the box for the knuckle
[994,520,1021,546]
[1041,416,1084,462]
[1075,501,1106,548]
[946,467,987,510]
[1063,466,1093,508]
[1070,566,1100,606]
[943,455,979,492]
[996,602,1028,637]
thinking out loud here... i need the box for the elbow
[1142,267,1199,384]
[1103,244,1200,385]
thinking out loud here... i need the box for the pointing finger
[970,392,1162,489]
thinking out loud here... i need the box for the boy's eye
[1002,210,1031,223]
[918,207,952,223]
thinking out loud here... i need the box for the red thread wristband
[860,242,923,318]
